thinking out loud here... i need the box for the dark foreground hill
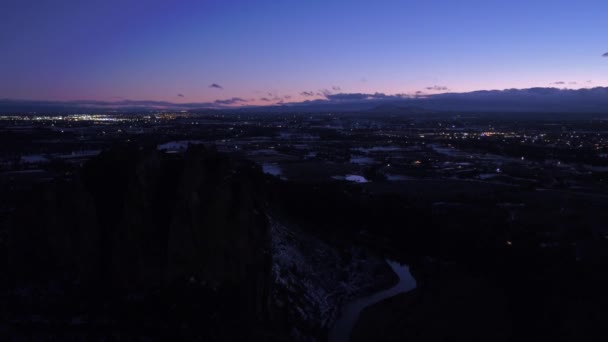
[1,143,608,341]
[3,144,279,339]
[0,145,397,341]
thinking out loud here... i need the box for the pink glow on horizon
[4,79,607,106]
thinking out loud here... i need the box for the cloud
[569,81,577,85]
[213,97,246,105]
[287,91,412,107]
[426,85,449,91]
[7,86,608,114]
[209,83,223,89]
[602,52,608,57]
[260,92,292,102]
[301,87,342,98]
[177,93,184,97]
[317,89,333,97]
[324,92,393,101]
[552,81,566,85]
[0,98,228,112]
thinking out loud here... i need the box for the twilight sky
[1,0,607,106]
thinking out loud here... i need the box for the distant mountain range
[2,87,608,114]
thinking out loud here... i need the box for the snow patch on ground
[269,217,392,335]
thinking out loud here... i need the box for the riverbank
[329,261,416,342]
[352,263,511,342]
[269,218,400,339]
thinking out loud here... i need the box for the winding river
[328,260,417,342]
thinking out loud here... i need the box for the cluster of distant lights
[0,114,124,122]
[63,114,128,122]
[1,113,607,152]
[0,113,186,122]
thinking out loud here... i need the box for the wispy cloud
[425,85,449,91]
[569,81,577,85]
[602,52,608,57]
[317,89,333,97]
[209,83,223,89]
[6,87,608,113]
[213,97,246,105]
[177,93,184,97]
[414,91,426,97]
[0,99,223,111]
[260,92,292,102]
[301,87,342,98]
[552,81,566,85]
[324,92,399,101]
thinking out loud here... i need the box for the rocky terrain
[270,218,396,339]
[0,144,396,340]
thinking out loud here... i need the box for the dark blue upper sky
[1,0,607,105]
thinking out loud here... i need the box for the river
[328,260,417,342]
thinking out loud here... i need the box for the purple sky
[1,0,607,106]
